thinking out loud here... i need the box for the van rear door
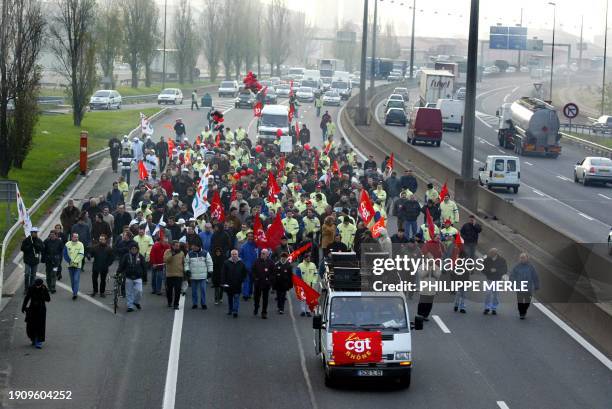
[505,157,520,185]
[415,108,443,139]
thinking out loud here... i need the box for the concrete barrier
[341,83,612,357]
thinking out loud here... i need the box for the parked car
[322,90,341,106]
[406,107,443,146]
[385,108,407,126]
[264,87,278,104]
[276,83,291,98]
[218,80,239,97]
[592,115,612,132]
[296,86,315,102]
[478,155,521,193]
[157,88,183,105]
[393,87,410,102]
[455,87,466,100]
[235,90,256,108]
[574,156,612,186]
[89,89,122,110]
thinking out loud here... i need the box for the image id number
[9,390,72,400]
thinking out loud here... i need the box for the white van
[257,104,290,144]
[435,99,463,131]
[478,155,521,193]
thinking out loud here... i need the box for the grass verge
[566,132,612,149]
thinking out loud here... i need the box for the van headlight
[395,351,411,361]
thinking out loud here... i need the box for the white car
[276,84,291,98]
[89,90,122,110]
[506,66,517,73]
[296,86,315,102]
[387,94,405,104]
[218,80,239,97]
[574,157,612,186]
[393,87,410,102]
[322,90,341,106]
[520,66,530,73]
[157,88,183,105]
[269,77,281,86]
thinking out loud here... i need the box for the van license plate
[357,369,383,377]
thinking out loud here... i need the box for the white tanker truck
[496,97,562,158]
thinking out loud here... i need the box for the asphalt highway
[375,77,612,244]
[1,87,611,409]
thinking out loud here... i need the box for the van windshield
[330,296,407,329]
[260,113,288,128]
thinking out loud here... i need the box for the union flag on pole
[214,133,221,147]
[370,217,386,238]
[209,190,225,222]
[386,153,394,170]
[425,207,436,241]
[138,160,148,180]
[292,274,319,312]
[140,112,154,136]
[15,185,32,236]
[254,101,263,117]
[230,183,237,203]
[358,190,375,225]
[192,165,211,219]
[253,213,268,248]
[288,103,295,123]
[287,242,312,263]
[167,139,175,158]
[439,182,449,201]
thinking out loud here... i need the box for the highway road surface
[375,76,612,244]
[1,90,611,409]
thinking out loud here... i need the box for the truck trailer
[419,70,454,107]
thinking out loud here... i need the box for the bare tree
[49,0,98,127]
[140,1,159,87]
[292,12,315,67]
[264,0,290,76]
[173,0,199,84]
[219,1,236,79]
[0,0,45,176]
[201,0,223,82]
[95,0,122,88]
[122,0,143,88]
[242,0,259,72]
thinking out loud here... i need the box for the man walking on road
[174,119,186,143]
[482,248,508,315]
[42,230,63,293]
[119,243,146,312]
[90,235,114,297]
[108,136,121,173]
[221,249,247,318]
[253,249,275,319]
[156,136,169,172]
[273,252,293,314]
[64,233,85,300]
[185,242,213,310]
[191,89,199,110]
[510,253,540,320]
[460,215,482,259]
[164,240,185,310]
[21,227,44,295]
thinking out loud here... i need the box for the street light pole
[358,0,369,125]
[370,0,378,92]
[602,0,609,115]
[517,8,523,69]
[578,15,584,71]
[162,0,167,90]
[548,2,556,103]
[460,0,479,181]
[409,0,416,79]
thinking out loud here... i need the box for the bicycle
[113,272,125,314]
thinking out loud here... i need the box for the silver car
[574,157,612,186]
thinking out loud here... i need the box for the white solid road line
[524,161,533,166]
[35,272,115,314]
[578,213,595,221]
[162,295,186,409]
[532,189,546,197]
[432,315,451,333]
[533,303,612,371]
[497,401,510,409]
[289,296,319,409]
[598,193,612,200]
[556,175,572,182]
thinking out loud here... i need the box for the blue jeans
[316,106,321,117]
[484,282,499,311]
[191,279,207,306]
[403,220,418,239]
[454,288,466,309]
[68,267,81,296]
[24,264,38,294]
[126,278,142,309]
[227,292,240,314]
[241,271,253,298]
[121,168,131,185]
[152,266,165,294]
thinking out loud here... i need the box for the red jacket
[160,179,173,196]
[150,242,170,267]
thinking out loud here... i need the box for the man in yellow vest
[440,195,459,225]
[281,210,300,245]
[297,253,318,316]
[337,216,356,250]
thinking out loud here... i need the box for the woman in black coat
[211,247,225,304]
[22,278,50,349]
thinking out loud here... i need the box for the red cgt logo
[332,331,382,365]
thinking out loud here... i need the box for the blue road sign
[508,26,528,36]
[509,36,527,50]
[490,34,509,49]
[490,26,509,35]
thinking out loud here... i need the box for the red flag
[425,208,436,241]
[324,141,332,155]
[209,191,225,222]
[254,101,263,117]
[313,155,319,179]
[288,104,295,123]
[138,160,148,180]
[195,135,201,145]
[278,156,286,173]
[332,160,342,178]
[253,213,268,248]
[332,331,383,365]
[358,190,375,225]
[167,139,175,158]
[265,213,285,249]
[214,133,221,147]
[267,171,281,195]
[267,188,277,204]
[292,274,320,312]
[287,242,312,263]
[230,183,237,203]
[440,182,449,201]
[289,80,294,96]
[386,153,394,170]
[370,217,386,238]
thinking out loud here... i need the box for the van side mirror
[478,167,485,172]
[312,314,323,330]
[411,316,424,331]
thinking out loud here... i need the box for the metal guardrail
[560,132,612,158]
[0,108,168,303]
[560,123,612,136]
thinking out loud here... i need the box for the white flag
[140,112,154,136]
[152,215,164,237]
[15,185,32,236]
[192,165,211,219]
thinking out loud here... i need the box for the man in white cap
[132,137,144,162]
[21,227,44,295]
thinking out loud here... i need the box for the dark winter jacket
[400,175,418,193]
[253,258,275,288]
[482,255,508,281]
[90,243,115,273]
[460,222,482,244]
[119,252,146,280]
[42,238,64,266]
[21,236,44,266]
[273,261,293,292]
[221,258,248,294]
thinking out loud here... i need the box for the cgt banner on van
[332,331,383,365]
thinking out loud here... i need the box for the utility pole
[358,0,369,125]
[409,0,416,79]
[370,0,377,93]
[457,0,479,211]
[578,15,584,70]
[162,0,167,90]
[603,0,609,115]
[517,8,523,68]
[548,2,556,103]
